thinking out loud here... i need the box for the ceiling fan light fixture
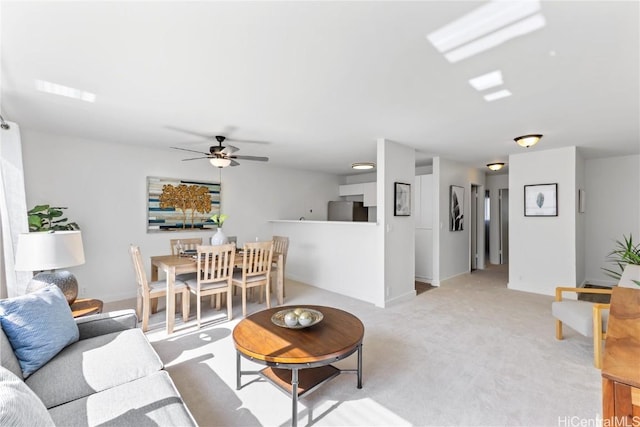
[210,157,231,168]
[514,134,542,148]
[351,162,376,170]
[486,162,505,171]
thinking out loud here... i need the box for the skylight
[469,70,503,91]
[35,80,96,103]
[483,89,512,102]
[426,0,545,63]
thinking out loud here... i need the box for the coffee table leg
[236,351,241,390]
[357,344,363,389]
[291,368,299,427]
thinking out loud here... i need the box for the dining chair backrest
[129,245,149,293]
[170,237,203,255]
[272,236,289,264]
[241,241,274,279]
[196,244,236,284]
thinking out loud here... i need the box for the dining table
[150,250,285,334]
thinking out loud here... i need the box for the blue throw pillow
[0,285,79,378]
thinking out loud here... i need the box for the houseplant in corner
[210,213,228,245]
[603,234,640,287]
[27,204,79,231]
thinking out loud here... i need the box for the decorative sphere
[298,311,314,326]
[293,307,304,316]
[284,311,299,327]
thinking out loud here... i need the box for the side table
[70,298,104,318]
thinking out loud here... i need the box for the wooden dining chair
[169,237,202,282]
[232,241,274,317]
[271,235,289,297]
[185,244,236,327]
[129,245,191,332]
[170,237,203,255]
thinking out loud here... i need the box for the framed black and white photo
[524,183,558,217]
[394,182,411,216]
[449,185,464,231]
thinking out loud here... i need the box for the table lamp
[14,230,85,305]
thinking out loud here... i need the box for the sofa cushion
[552,300,610,337]
[0,365,55,426]
[26,328,163,409]
[48,371,196,426]
[0,324,23,379]
[0,285,79,378]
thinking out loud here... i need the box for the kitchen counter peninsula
[269,219,381,306]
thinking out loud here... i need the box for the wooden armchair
[552,287,612,369]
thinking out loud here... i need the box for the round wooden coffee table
[233,305,364,427]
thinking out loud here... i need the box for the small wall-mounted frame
[449,185,464,231]
[578,189,586,213]
[524,183,558,217]
[394,182,411,216]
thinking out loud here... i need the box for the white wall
[21,129,340,302]
[377,138,415,306]
[433,157,485,283]
[271,221,380,304]
[584,155,640,285]
[508,146,577,295]
[486,174,509,265]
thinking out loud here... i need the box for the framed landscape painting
[524,183,557,217]
[147,176,221,232]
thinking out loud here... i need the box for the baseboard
[383,289,416,307]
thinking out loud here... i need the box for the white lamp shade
[14,230,85,271]
[210,158,231,168]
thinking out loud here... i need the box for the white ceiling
[2,1,638,175]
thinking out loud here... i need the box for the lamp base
[25,271,79,305]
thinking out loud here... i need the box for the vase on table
[211,228,228,245]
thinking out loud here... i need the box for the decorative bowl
[271,308,323,329]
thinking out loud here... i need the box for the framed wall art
[524,183,557,217]
[449,185,464,231]
[394,182,411,216]
[147,176,221,232]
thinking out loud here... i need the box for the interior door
[470,185,478,271]
[499,188,509,264]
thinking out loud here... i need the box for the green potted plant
[28,204,80,231]
[602,234,640,287]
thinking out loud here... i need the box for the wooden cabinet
[602,286,640,426]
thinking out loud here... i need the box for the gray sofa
[0,309,196,426]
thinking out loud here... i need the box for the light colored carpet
[109,265,602,426]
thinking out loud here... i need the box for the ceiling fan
[171,136,269,168]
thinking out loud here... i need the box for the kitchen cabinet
[339,182,377,207]
[339,183,364,196]
[363,182,376,207]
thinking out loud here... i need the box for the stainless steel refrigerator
[327,201,368,222]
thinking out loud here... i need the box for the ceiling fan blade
[226,137,270,145]
[230,155,269,162]
[229,159,240,167]
[221,145,239,155]
[171,146,210,155]
[165,125,215,139]
[182,156,212,161]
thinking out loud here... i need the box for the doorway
[470,184,480,271]
[499,188,509,264]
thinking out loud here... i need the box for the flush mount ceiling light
[486,162,505,171]
[351,162,376,170]
[469,70,504,91]
[514,134,543,148]
[210,157,231,168]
